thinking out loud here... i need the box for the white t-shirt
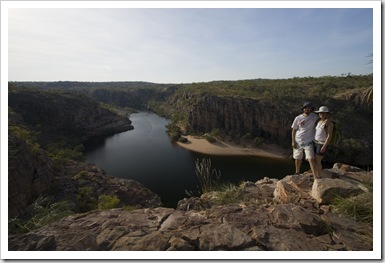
[291,112,319,144]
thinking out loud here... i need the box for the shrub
[170,131,181,142]
[122,205,138,211]
[210,183,240,205]
[178,137,188,143]
[77,186,97,212]
[253,136,264,146]
[330,174,373,223]
[50,147,85,166]
[195,158,221,194]
[331,192,373,223]
[73,171,92,180]
[204,134,216,143]
[8,196,71,234]
[98,194,120,210]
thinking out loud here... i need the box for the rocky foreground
[9,164,372,251]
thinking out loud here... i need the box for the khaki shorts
[293,142,315,160]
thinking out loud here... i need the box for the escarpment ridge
[7,76,374,254]
[10,75,373,167]
[8,85,133,139]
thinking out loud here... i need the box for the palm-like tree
[361,53,373,108]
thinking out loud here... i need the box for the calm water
[84,111,296,208]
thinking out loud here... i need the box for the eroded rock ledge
[9,164,372,251]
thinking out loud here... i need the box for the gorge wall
[8,135,56,218]
[8,86,137,218]
[8,86,133,139]
[187,95,292,145]
[182,94,372,167]
[10,78,373,167]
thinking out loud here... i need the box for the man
[291,102,319,179]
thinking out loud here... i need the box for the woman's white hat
[314,106,332,114]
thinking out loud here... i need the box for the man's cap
[301,102,314,110]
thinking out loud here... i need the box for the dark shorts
[315,143,328,156]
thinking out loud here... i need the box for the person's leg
[315,154,323,177]
[304,144,318,179]
[295,159,302,174]
[293,147,303,174]
[308,158,318,179]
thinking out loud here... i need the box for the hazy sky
[6,2,374,83]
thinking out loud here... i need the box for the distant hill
[9,74,373,167]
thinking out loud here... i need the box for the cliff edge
[9,164,372,251]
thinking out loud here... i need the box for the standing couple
[291,102,334,180]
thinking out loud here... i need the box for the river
[84,111,296,208]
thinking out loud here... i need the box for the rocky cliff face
[8,135,56,218]
[8,140,163,219]
[8,164,372,251]
[7,86,142,219]
[52,161,164,212]
[8,87,133,139]
[184,94,372,167]
[187,95,292,145]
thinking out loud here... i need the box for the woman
[314,106,333,178]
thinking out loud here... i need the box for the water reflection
[84,111,295,208]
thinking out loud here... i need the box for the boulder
[311,178,364,204]
[273,173,313,204]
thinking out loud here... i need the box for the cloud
[7,7,374,82]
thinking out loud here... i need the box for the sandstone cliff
[8,86,133,139]
[8,164,372,251]
[8,136,163,219]
[8,134,56,218]
[8,135,163,219]
[8,85,142,218]
[175,93,372,167]
[187,95,292,145]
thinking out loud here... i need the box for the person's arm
[292,128,297,149]
[321,121,333,152]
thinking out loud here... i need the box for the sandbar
[176,135,288,159]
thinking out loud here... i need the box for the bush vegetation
[330,174,373,223]
[331,193,373,223]
[8,196,71,235]
[166,121,183,142]
[98,194,120,210]
[77,186,97,212]
[195,158,222,194]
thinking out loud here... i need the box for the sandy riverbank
[176,135,288,159]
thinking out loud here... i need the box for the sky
[5,2,376,84]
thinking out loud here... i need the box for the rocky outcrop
[8,135,56,218]
[52,161,164,212]
[8,150,163,219]
[8,164,372,251]
[8,86,139,218]
[187,96,292,145]
[273,164,371,206]
[8,87,133,139]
